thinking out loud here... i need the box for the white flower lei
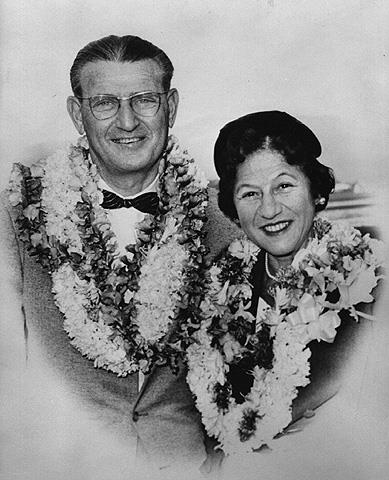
[9,135,208,376]
[186,218,384,454]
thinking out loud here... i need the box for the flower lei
[8,135,208,376]
[186,218,384,454]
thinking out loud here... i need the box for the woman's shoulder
[292,310,371,422]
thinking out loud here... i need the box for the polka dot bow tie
[101,190,159,214]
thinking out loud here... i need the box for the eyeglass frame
[76,90,170,120]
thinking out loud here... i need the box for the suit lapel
[133,370,153,412]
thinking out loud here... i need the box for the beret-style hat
[214,110,322,177]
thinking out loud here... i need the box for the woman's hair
[70,35,174,98]
[214,110,335,222]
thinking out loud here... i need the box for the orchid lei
[8,135,208,376]
[186,217,384,454]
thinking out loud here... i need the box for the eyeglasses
[78,91,169,120]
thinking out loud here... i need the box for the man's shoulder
[0,187,17,230]
[0,187,11,203]
[205,185,240,260]
[0,184,22,235]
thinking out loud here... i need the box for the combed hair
[70,35,174,97]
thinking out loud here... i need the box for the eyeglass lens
[90,92,161,119]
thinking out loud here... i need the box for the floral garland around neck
[186,217,384,454]
[8,135,209,376]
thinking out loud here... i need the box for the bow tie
[101,190,159,214]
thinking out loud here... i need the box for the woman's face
[233,148,316,268]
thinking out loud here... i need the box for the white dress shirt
[99,176,158,255]
[99,175,159,391]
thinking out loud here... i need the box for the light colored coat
[0,187,239,479]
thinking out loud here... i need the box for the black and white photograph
[0,1,388,479]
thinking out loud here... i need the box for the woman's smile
[233,149,316,270]
[262,220,291,234]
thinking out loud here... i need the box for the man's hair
[70,35,174,97]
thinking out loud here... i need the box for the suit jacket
[0,186,239,478]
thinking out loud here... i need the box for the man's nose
[115,100,139,130]
[257,192,281,219]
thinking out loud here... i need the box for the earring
[316,197,326,206]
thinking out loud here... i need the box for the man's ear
[67,96,85,135]
[167,88,179,128]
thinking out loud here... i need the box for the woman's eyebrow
[234,171,299,191]
[235,183,257,189]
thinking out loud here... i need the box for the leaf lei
[8,135,209,376]
[186,217,384,454]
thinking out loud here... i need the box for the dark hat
[214,110,322,177]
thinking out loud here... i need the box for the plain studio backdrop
[0,1,388,479]
[0,0,388,192]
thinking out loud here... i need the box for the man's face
[67,60,178,185]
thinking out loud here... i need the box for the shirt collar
[98,174,158,199]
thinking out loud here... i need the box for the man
[0,35,238,479]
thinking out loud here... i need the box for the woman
[187,111,384,478]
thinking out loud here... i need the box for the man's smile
[111,136,146,145]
